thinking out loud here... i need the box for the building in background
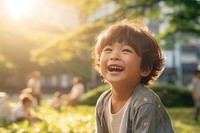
[160,36,200,87]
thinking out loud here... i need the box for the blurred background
[0,0,199,94]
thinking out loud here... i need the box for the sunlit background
[0,0,200,131]
[0,0,199,90]
[0,0,199,91]
[4,0,36,20]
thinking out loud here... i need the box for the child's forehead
[103,42,130,47]
[101,41,134,49]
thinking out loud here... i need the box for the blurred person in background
[48,91,63,111]
[21,88,38,110]
[191,64,200,122]
[27,71,42,106]
[63,76,85,107]
[10,93,43,122]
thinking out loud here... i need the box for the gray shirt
[95,83,175,133]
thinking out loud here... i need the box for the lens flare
[4,0,37,20]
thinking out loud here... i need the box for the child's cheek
[99,55,107,74]
[99,54,104,65]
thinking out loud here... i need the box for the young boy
[93,19,175,133]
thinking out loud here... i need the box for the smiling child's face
[99,42,148,87]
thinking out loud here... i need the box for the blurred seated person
[21,88,38,110]
[63,76,85,106]
[48,91,62,111]
[10,93,43,123]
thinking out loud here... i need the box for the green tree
[33,0,199,79]
[32,20,106,80]
[0,54,14,74]
[0,8,62,76]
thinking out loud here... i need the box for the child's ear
[141,67,151,77]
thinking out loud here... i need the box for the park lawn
[0,104,199,133]
[168,107,200,133]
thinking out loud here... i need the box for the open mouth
[108,65,124,72]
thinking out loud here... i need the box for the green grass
[168,107,200,133]
[0,102,199,133]
[0,103,96,133]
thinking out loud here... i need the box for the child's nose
[110,56,120,61]
[110,52,120,61]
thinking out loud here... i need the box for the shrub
[81,84,109,105]
[151,84,194,107]
[81,83,194,107]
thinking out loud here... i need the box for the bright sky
[3,0,39,20]
[1,0,80,30]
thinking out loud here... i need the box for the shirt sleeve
[134,103,166,133]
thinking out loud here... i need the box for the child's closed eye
[122,49,132,53]
[103,47,112,52]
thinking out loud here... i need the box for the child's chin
[107,78,123,84]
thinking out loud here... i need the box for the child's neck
[111,83,138,100]
[112,87,132,101]
[110,84,137,114]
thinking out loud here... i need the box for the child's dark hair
[93,19,165,86]
[19,93,33,104]
[54,91,62,98]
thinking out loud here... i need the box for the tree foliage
[159,0,200,38]
[0,10,62,75]
[32,20,106,78]
[33,0,199,77]
[0,0,199,78]
[0,54,14,74]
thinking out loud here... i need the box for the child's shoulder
[97,89,111,103]
[95,89,111,110]
[132,84,162,109]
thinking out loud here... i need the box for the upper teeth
[109,66,123,70]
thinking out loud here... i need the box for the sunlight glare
[4,0,37,20]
